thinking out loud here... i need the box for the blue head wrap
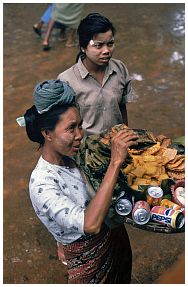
[33,79,76,114]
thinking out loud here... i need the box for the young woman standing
[58,13,135,136]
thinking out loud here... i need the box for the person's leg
[33,4,53,37]
[33,20,43,30]
[33,20,43,36]
[41,4,53,24]
[57,242,67,266]
[54,22,67,41]
[65,28,77,47]
[42,18,55,50]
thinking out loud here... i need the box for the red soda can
[150,206,184,229]
[132,200,150,225]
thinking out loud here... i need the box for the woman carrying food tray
[17,79,138,283]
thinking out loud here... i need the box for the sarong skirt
[58,224,132,284]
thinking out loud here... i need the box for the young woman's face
[84,30,115,67]
[48,107,84,157]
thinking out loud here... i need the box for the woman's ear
[41,129,52,141]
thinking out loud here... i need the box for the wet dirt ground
[3,3,185,284]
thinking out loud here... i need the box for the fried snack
[161,138,172,148]
[142,155,163,163]
[121,140,184,189]
[162,148,177,164]
[171,162,184,171]
[99,125,185,190]
[100,124,156,151]
[154,146,167,157]
[128,148,144,155]
[142,162,158,176]
[100,124,129,145]
[167,170,185,180]
[134,177,151,185]
[155,134,172,148]
[122,163,134,175]
[166,155,184,169]
[141,142,161,155]
[131,165,146,178]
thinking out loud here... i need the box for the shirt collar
[77,57,116,79]
[77,57,90,79]
[105,59,116,76]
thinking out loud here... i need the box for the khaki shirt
[58,57,134,135]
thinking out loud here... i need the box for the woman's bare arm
[84,129,138,234]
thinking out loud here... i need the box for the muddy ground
[3,3,185,284]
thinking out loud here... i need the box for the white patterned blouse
[29,156,91,245]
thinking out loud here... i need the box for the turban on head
[33,79,76,114]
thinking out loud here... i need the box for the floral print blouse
[29,156,91,244]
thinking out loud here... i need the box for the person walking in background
[57,13,135,135]
[42,3,84,51]
[33,4,66,39]
[17,79,138,283]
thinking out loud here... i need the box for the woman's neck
[83,58,106,85]
[42,147,75,167]
[83,57,106,73]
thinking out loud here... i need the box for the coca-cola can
[132,200,150,225]
[115,190,133,216]
[150,206,185,229]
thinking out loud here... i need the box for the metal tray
[124,215,185,233]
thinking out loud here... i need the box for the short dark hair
[76,13,116,61]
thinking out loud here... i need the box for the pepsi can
[150,206,185,229]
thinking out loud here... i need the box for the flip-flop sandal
[33,26,42,37]
[43,43,51,51]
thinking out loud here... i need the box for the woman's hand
[84,129,138,234]
[110,129,138,167]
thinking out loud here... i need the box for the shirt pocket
[109,86,124,104]
[79,103,102,127]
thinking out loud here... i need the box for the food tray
[124,214,185,233]
[122,179,185,233]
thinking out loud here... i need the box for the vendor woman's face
[84,30,115,66]
[48,107,84,157]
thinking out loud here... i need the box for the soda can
[150,206,185,229]
[132,200,150,225]
[147,186,163,206]
[160,198,184,213]
[115,190,133,216]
